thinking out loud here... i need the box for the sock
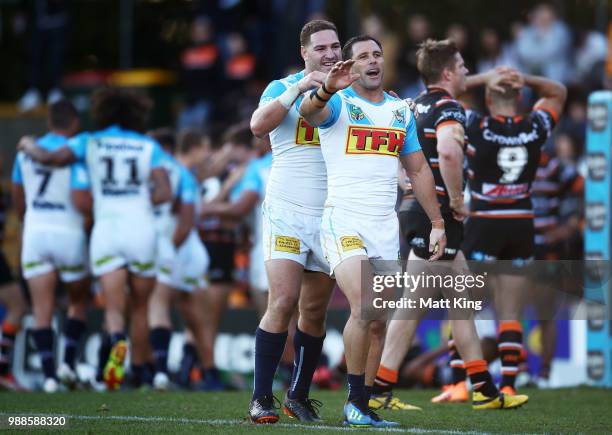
[178,343,197,386]
[110,332,126,346]
[465,359,498,397]
[0,322,19,376]
[96,332,111,381]
[365,385,372,401]
[131,364,152,387]
[448,335,466,384]
[63,318,86,370]
[373,364,398,394]
[287,328,325,400]
[32,328,56,379]
[498,321,523,389]
[205,367,220,382]
[150,327,171,374]
[252,327,288,400]
[347,373,367,411]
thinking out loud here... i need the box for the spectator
[17,0,69,112]
[178,16,222,132]
[574,30,608,90]
[361,14,400,88]
[515,3,572,83]
[398,14,431,97]
[476,28,520,73]
[446,23,476,72]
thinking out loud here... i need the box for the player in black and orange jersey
[372,39,527,411]
[461,69,567,395]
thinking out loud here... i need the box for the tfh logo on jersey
[295,117,320,146]
[345,126,405,157]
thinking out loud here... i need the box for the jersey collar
[344,86,388,106]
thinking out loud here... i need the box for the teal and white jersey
[12,132,90,229]
[314,86,421,216]
[68,125,164,221]
[233,152,272,249]
[259,71,327,215]
[154,151,199,237]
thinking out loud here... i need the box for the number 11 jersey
[68,125,164,221]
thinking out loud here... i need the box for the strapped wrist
[277,83,301,109]
[321,82,336,95]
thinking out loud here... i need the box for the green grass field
[1,388,611,433]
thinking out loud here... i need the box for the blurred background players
[147,128,210,391]
[19,88,171,389]
[11,100,91,392]
[245,19,340,424]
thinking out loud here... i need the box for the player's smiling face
[350,39,384,90]
[302,30,342,73]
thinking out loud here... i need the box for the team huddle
[6,18,566,428]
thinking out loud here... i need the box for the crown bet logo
[587,351,605,380]
[586,153,607,181]
[588,103,608,132]
[586,202,606,231]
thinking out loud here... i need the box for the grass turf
[0,388,610,433]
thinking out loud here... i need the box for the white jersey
[259,71,327,215]
[316,87,421,216]
[68,125,164,222]
[12,132,89,230]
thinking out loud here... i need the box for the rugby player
[371,40,528,410]
[18,88,171,390]
[461,68,566,395]
[147,129,210,391]
[243,20,341,423]
[299,35,446,427]
[11,100,92,392]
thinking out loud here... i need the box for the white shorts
[21,226,88,282]
[157,231,209,292]
[262,202,327,273]
[90,219,157,277]
[320,206,400,275]
[250,242,269,292]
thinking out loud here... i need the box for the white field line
[0,412,494,434]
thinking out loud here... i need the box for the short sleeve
[11,154,23,184]
[70,162,90,190]
[238,161,262,196]
[400,115,422,156]
[150,142,164,169]
[178,168,197,204]
[434,101,466,129]
[67,133,89,161]
[259,80,287,107]
[317,93,342,129]
[530,109,557,141]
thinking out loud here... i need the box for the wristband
[431,218,445,228]
[321,82,335,95]
[278,83,301,109]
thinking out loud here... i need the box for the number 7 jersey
[12,132,90,229]
[68,125,164,221]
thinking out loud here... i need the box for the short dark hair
[342,35,383,60]
[177,129,204,154]
[300,19,338,47]
[416,39,459,85]
[91,87,153,133]
[222,122,252,148]
[48,99,79,130]
[148,127,176,153]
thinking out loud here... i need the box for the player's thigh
[52,230,89,283]
[21,228,54,280]
[90,220,126,276]
[262,202,309,267]
[123,221,157,278]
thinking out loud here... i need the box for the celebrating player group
[7,16,566,429]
